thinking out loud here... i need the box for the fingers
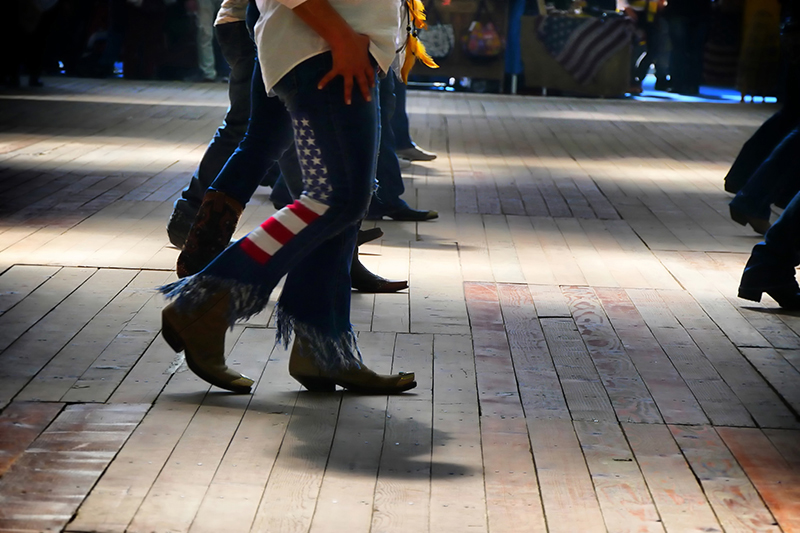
[318,70,336,90]
[318,66,375,105]
[356,70,372,103]
[343,75,354,105]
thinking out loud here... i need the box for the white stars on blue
[293,117,332,204]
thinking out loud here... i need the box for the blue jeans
[390,76,414,150]
[163,53,380,369]
[741,190,800,291]
[729,126,800,220]
[208,59,295,206]
[173,20,256,216]
[368,73,410,217]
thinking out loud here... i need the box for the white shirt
[215,0,249,25]
[254,0,403,92]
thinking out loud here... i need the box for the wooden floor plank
[126,328,263,533]
[66,328,247,533]
[370,334,434,533]
[496,283,569,420]
[540,316,617,423]
[739,347,800,415]
[0,264,59,316]
[527,419,606,533]
[573,421,664,533]
[248,391,341,533]
[465,282,525,420]
[669,425,780,533]
[626,288,755,426]
[659,289,800,429]
[563,286,662,424]
[0,268,136,409]
[0,266,90,355]
[409,241,469,335]
[429,333,487,533]
[186,329,296,533]
[718,427,800,533]
[16,269,170,403]
[0,401,64,476]
[623,423,723,533]
[594,288,709,425]
[0,403,149,533]
[481,417,546,533]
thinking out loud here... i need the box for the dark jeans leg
[730,127,800,220]
[173,21,255,216]
[269,148,305,208]
[724,108,800,193]
[741,190,800,291]
[685,19,708,92]
[390,76,414,150]
[668,16,689,93]
[208,60,294,206]
[368,74,409,217]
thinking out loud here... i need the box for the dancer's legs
[163,52,378,369]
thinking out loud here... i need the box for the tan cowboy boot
[288,335,416,394]
[161,290,254,393]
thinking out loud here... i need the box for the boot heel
[161,321,185,353]
[737,288,763,303]
[291,375,337,392]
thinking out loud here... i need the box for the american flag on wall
[536,16,633,84]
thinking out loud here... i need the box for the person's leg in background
[96,0,127,77]
[391,78,437,161]
[167,19,256,247]
[654,15,671,90]
[25,5,56,87]
[194,0,222,81]
[738,189,800,310]
[1,0,23,87]
[176,58,294,277]
[684,17,709,95]
[391,77,414,150]
[367,74,438,222]
[667,15,689,94]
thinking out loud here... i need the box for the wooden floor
[0,77,798,533]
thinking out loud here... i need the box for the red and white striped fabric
[239,195,329,264]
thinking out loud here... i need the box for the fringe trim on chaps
[275,305,363,371]
[159,275,269,326]
[158,275,362,371]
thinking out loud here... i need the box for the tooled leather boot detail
[176,190,244,278]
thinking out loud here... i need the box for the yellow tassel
[400,0,439,83]
[407,0,427,29]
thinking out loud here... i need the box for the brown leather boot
[161,290,254,393]
[177,190,244,278]
[288,336,416,394]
